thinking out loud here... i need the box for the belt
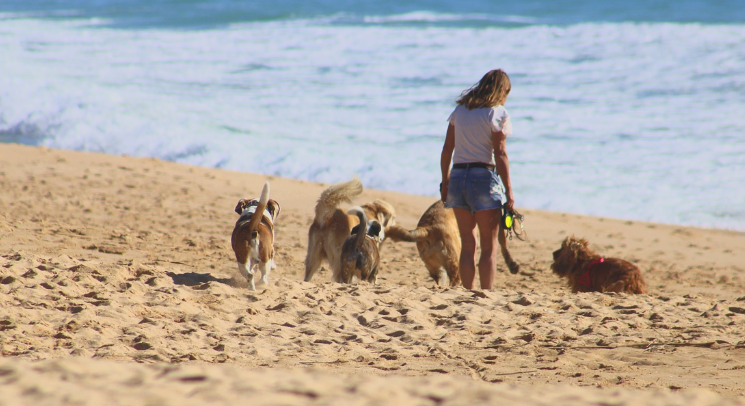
[452,162,496,171]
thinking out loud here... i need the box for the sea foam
[1,16,744,230]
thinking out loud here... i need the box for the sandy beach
[1,143,744,405]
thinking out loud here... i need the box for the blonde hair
[456,69,511,110]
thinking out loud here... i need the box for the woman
[440,69,520,290]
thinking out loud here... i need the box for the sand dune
[1,144,744,405]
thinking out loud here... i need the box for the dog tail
[385,225,429,243]
[314,177,363,225]
[246,182,270,232]
[347,207,368,251]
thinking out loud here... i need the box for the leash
[502,209,527,241]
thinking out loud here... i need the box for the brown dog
[340,208,381,284]
[231,183,281,291]
[551,236,646,294]
[386,200,461,286]
[304,177,396,283]
[387,200,520,286]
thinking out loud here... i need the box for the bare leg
[475,209,501,289]
[453,208,477,290]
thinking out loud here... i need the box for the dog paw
[508,262,520,275]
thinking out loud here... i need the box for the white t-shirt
[447,104,513,166]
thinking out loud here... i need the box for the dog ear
[267,199,281,220]
[235,199,248,215]
[378,213,391,228]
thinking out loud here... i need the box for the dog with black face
[340,207,381,284]
[551,236,646,294]
[231,183,281,291]
[303,177,396,283]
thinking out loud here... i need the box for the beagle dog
[231,183,281,290]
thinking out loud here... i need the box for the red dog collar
[577,257,604,287]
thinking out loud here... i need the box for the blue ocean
[1,0,744,230]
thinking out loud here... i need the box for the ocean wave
[1,17,744,230]
[359,11,538,26]
[0,119,54,146]
[221,11,539,29]
[3,0,745,28]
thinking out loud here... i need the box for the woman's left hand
[504,197,514,213]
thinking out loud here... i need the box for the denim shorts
[445,167,505,213]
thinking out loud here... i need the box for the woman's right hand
[440,180,449,202]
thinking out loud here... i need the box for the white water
[1,16,744,230]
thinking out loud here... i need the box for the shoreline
[5,143,744,234]
[1,142,744,404]
[1,141,743,298]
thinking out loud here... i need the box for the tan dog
[551,236,647,294]
[340,208,381,284]
[303,177,396,283]
[386,200,461,286]
[387,200,520,286]
[231,183,281,291]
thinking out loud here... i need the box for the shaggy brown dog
[551,236,647,294]
[340,208,381,284]
[304,177,396,283]
[386,200,461,287]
